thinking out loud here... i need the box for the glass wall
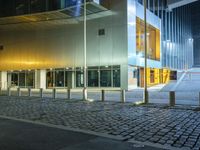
[19,72,26,87]
[55,69,64,87]
[8,71,35,88]
[113,66,120,87]
[100,66,112,87]
[136,17,160,61]
[76,68,84,88]
[46,69,67,88]
[46,71,54,88]
[88,67,99,87]
[45,66,120,88]
[87,66,120,88]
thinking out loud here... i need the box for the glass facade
[55,69,64,87]
[88,67,99,87]
[45,66,121,88]
[136,17,160,61]
[100,70,111,87]
[76,69,84,88]
[8,71,35,88]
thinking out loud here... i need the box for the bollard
[0,87,1,96]
[199,92,200,107]
[121,89,126,103]
[169,91,175,107]
[40,88,43,98]
[28,88,32,97]
[17,87,21,96]
[52,88,56,99]
[101,90,105,102]
[67,88,71,99]
[143,90,149,104]
[7,87,11,96]
[83,88,87,100]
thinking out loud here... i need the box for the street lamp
[83,0,87,100]
[143,0,148,104]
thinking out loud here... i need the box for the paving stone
[0,96,200,149]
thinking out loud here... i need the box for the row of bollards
[0,87,180,106]
[3,87,126,103]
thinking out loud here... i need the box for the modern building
[0,0,195,90]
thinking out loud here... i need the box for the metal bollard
[28,88,32,97]
[40,88,43,98]
[83,88,87,100]
[169,91,175,107]
[199,92,200,106]
[7,87,11,96]
[0,87,1,96]
[17,87,21,96]
[143,90,149,104]
[67,88,71,99]
[101,90,105,102]
[121,89,126,103]
[52,88,56,99]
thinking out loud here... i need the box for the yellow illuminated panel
[136,17,160,61]
[139,68,170,87]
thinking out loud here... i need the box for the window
[26,72,34,87]
[113,69,120,87]
[15,0,29,15]
[8,71,35,88]
[11,73,18,86]
[100,66,111,87]
[136,17,160,61]
[55,70,64,87]
[30,0,46,13]
[88,69,99,87]
[76,69,84,87]
[48,0,61,11]
[19,72,25,87]
[65,71,68,87]
[46,71,54,88]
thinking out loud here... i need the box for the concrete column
[0,71,7,90]
[35,70,46,89]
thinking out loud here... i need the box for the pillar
[0,71,7,90]
[35,70,46,89]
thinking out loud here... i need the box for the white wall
[35,70,46,89]
[0,71,7,89]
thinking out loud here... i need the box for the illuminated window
[136,17,160,61]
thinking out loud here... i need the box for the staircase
[161,68,200,92]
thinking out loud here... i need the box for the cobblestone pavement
[0,96,200,149]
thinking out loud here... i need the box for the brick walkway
[0,96,200,150]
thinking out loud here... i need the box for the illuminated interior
[136,17,160,61]
[139,68,170,87]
